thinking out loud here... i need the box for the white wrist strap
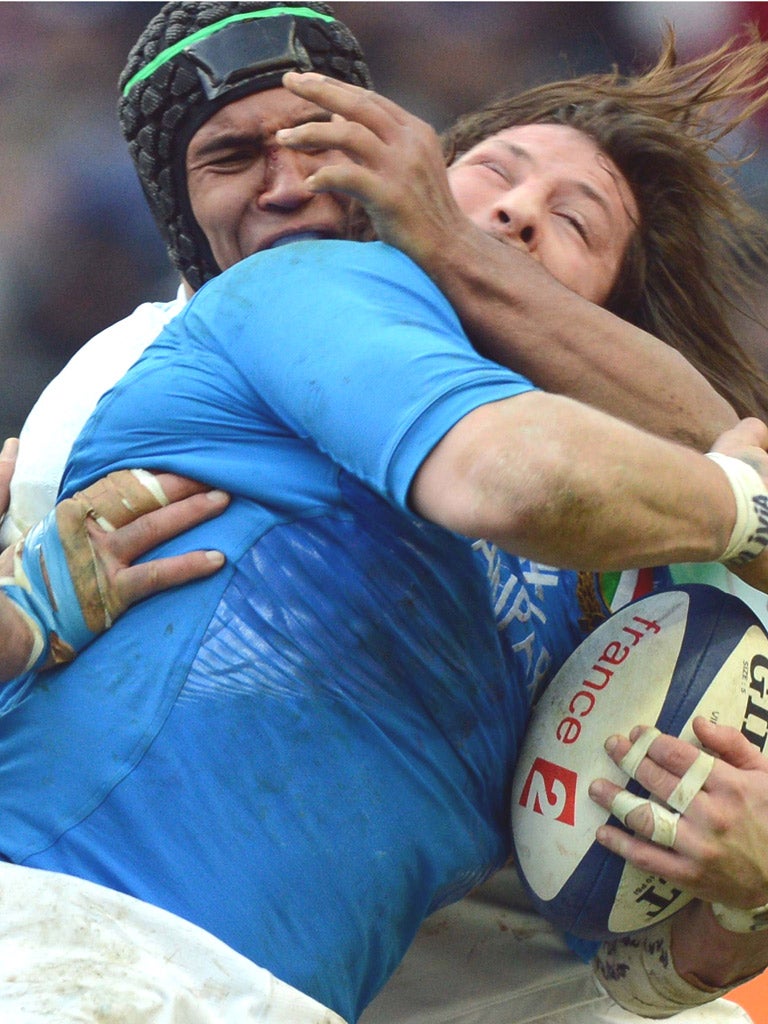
[706,452,768,566]
[711,899,768,932]
[594,918,729,1017]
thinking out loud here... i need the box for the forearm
[412,391,743,572]
[671,900,768,991]
[278,73,735,447]
[424,223,737,448]
[594,906,767,1018]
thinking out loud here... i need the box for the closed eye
[210,149,256,167]
[558,210,589,243]
[479,160,511,183]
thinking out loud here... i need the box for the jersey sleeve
[184,240,536,509]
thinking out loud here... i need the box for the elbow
[410,393,564,551]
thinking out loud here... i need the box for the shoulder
[190,240,460,342]
[208,240,448,308]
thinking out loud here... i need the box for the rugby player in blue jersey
[3,6,768,1022]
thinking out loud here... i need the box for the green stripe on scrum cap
[122,7,336,96]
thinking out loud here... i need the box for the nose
[257,146,314,211]
[491,187,539,249]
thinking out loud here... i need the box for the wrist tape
[594,918,729,1018]
[706,452,768,566]
[0,507,96,672]
[0,469,169,673]
[712,899,768,933]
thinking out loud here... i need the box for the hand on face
[277,71,470,267]
[186,88,354,271]
[278,73,638,306]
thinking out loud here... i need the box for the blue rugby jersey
[0,240,592,1021]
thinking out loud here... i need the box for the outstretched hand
[57,470,229,617]
[589,717,768,910]
[279,71,471,266]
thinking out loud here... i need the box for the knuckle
[347,92,371,115]
[704,802,733,837]
[628,841,658,873]
[642,762,667,792]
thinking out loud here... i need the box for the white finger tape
[131,468,169,508]
[648,802,679,848]
[619,727,661,779]
[610,790,648,826]
[610,790,679,848]
[666,750,715,814]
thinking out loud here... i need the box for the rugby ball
[510,584,768,940]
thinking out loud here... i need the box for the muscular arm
[279,72,736,448]
[418,223,737,447]
[410,390,753,572]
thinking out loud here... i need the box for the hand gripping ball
[511,585,768,940]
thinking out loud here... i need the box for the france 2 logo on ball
[518,757,577,826]
[510,584,768,940]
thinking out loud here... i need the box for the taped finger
[610,790,680,848]
[666,749,715,813]
[54,470,170,635]
[619,727,661,778]
[74,469,169,532]
[611,789,648,826]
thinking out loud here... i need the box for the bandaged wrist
[594,918,729,1018]
[706,452,768,566]
[712,899,768,933]
[0,469,170,676]
[0,508,97,672]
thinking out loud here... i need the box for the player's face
[448,124,639,305]
[186,88,352,271]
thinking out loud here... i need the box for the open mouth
[268,231,331,249]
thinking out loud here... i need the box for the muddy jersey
[0,240,619,1021]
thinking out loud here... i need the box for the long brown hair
[443,28,768,420]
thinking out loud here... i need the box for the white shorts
[0,862,343,1023]
[0,861,752,1024]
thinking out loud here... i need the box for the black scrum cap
[119,3,371,290]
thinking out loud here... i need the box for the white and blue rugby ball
[511,584,768,940]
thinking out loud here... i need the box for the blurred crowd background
[2,1,768,441]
